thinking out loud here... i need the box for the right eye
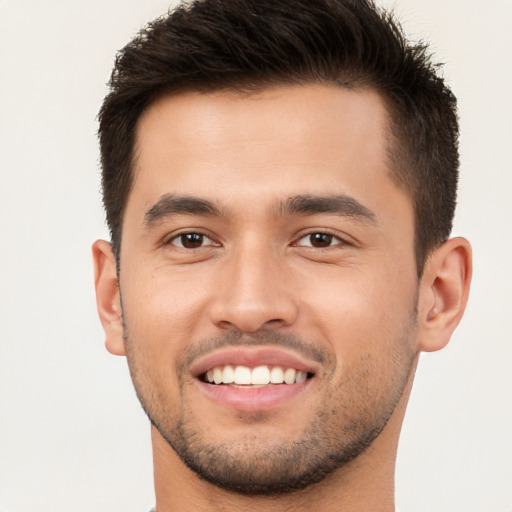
[295,232,345,249]
[168,232,215,249]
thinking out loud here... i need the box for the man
[92,0,472,510]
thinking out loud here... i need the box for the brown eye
[296,232,342,248]
[309,233,333,247]
[171,233,209,249]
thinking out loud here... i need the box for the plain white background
[0,1,511,511]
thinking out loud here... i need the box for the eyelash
[166,231,219,250]
[293,231,347,249]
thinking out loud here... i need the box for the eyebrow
[143,193,377,228]
[279,194,377,224]
[143,194,223,227]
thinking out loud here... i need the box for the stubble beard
[123,317,418,496]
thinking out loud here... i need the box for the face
[118,84,419,493]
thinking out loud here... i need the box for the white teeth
[222,365,234,384]
[205,365,310,385]
[213,367,223,385]
[269,366,284,383]
[251,365,270,385]
[283,368,296,384]
[233,365,252,385]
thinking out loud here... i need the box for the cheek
[298,264,417,358]
[121,275,197,402]
[119,277,207,399]
[122,265,211,341]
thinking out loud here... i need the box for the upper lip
[190,346,320,378]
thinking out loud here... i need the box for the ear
[92,240,126,356]
[417,237,472,352]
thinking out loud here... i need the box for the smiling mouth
[201,364,315,387]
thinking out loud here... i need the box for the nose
[209,242,299,333]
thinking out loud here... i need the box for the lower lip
[196,379,310,412]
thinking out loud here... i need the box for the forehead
[128,84,410,224]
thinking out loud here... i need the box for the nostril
[208,282,299,333]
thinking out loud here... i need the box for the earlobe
[92,240,126,356]
[418,237,472,352]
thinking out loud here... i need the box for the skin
[93,84,472,511]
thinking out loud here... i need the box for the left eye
[170,233,214,249]
[296,232,343,248]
